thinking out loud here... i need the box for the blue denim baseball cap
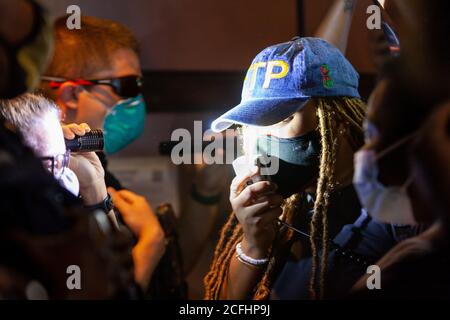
[211,37,360,132]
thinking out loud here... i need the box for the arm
[108,188,166,292]
[225,239,269,299]
[222,169,283,299]
[63,123,166,290]
[62,124,120,225]
[314,0,359,54]
[178,162,229,274]
[62,124,107,206]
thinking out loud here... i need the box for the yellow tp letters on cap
[246,62,267,91]
[263,60,289,88]
[245,60,289,90]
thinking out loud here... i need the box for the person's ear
[57,82,82,110]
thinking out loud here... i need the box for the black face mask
[256,129,321,198]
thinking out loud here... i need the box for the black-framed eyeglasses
[41,75,143,99]
[40,150,70,178]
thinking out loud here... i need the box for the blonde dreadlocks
[204,97,365,300]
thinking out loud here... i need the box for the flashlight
[65,129,104,152]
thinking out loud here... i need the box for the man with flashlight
[0,93,165,293]
[40,15,230,295]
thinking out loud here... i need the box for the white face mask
[353,133,417,226]
[58,167,80,196]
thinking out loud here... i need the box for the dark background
[40,0,377,114]
[37,0,379,298]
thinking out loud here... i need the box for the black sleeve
[105,169,124,190]
[96,152,124,190]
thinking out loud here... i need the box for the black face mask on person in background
[256,129,321,198]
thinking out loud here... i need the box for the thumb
[107,187,117,195]
[108,187,130,213]
[111,189,141,204]
[61,125,76,140]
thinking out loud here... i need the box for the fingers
[240,205,283,233]
[233,180,278,208]
[79,123,91,133]
[230,166,259,198]
[61,123,91,139]
[243,193,283,217]
[108,187,141,205]
[77,151,101,164]
[69,151,103,173]
[251,206,283,226]
[62,125,76,140]
[108,188,131,212]
[254,193,284,208]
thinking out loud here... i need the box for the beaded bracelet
[235,242,269,267]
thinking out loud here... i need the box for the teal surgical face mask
[103,94,146,154]
[255,129,321,198]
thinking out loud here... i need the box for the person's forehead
[39,111,65,156]
[89,48,142,79]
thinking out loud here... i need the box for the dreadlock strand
[335,105,363,132]
[309,99,330,299]
[212,229,243,299]
[214,224,243,297]
[318,105,337,299]
[317,103,332,299]
[204,212,240,299]
[344,98,363,118]
[253,257,275,299]
[340,98,366,151]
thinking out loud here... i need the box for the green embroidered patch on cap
[320,64,334,89]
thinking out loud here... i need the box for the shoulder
[377,236,433,269]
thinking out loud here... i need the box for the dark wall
[40,0,298,70]
[40,0,377,114]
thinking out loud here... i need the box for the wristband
[84,193,114,214]
[235,242,269,267]
[191,184,222,205]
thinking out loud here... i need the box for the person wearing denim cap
[205,36,408,300]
